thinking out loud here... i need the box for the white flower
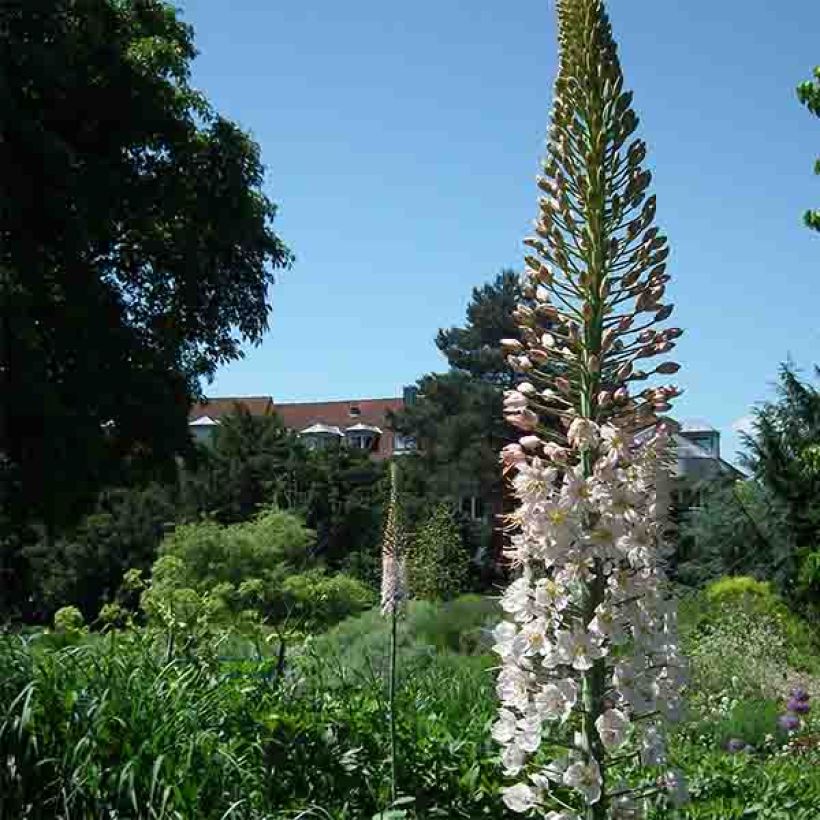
[611,792,641,819]
[504,389,529,411]
[567,417,599,450]
[492,621,518,660]
[520,618,550,657]
[555,628,606,671]
[492,708,517,745]
[534,577,570,613]
[501,782,539,813]
[559,469,594,509]
[595,708,630,749]
[562,758,602,804]
[545,813,579,820]
[588,606,628,646]
[517,712,543,753]
[501,576,536,622]
[535,678,577,722]
[497,666,531,712]
[601,424,632,463]
[519,434,543,451]
[502,741,527,776]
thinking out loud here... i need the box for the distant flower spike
[494,2,686,818]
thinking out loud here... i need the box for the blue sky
[183,0,820,463]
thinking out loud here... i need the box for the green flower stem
[388,606,398,805]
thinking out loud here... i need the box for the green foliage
[389,271,524,585]
[740,364,820,609]
[705,575,777,607]
[52,606,84,634]
[644,743,820,819]
[435,269,523,388]
[0,612,512,819]
[22,483,175,620]
[158,507,315,591]
[676,479,792,587]
[680,577,820,702]
[180,407,387,570]
[279,570,375,631]
[408,504,469,601]
[0,0,291,539]
[797,66,820,232]
[144,507,372,637]
[0,593,819,818]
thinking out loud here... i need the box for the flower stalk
[380,460,406,807]
[493,1,687,817]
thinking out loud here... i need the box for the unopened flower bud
[519,435,542,451]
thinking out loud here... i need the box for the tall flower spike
[380,461,406,616]
[494,2,686,818]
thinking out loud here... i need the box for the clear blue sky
[183,0,820,463]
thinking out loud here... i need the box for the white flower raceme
[493,14,687,817]
[493,417,684,813]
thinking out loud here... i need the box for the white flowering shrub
[492,1,687,817]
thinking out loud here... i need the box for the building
[664,418,745,511]
[187,388,417,459]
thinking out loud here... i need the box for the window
[460,496,485,521]
[349,405,361,417]
[347,433,375,450]
[393,434,416,452]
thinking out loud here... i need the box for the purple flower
[726,738,746,753]
[790,687,810,703]
[779,714,800,732]
[788,699,811,715]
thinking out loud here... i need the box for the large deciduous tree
[0,0,291,532]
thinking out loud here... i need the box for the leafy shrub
[279,569,374,630]
[52,605,84,633]
[683,697,783,751]
[158,507,315,594]
[684,577,820,677]
[410,594,498,654]
[22,483,174,619]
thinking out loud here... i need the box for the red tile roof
[189,396,274,421]
[273,397,404,459]
[189,395,405,459]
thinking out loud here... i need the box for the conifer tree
[407,504,469,601]
[493,2,686,817]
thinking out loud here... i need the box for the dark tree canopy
[740,364,820,606]
[390,272,519,576]
[0,0,291,528]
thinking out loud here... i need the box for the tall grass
[0,599,511,819]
